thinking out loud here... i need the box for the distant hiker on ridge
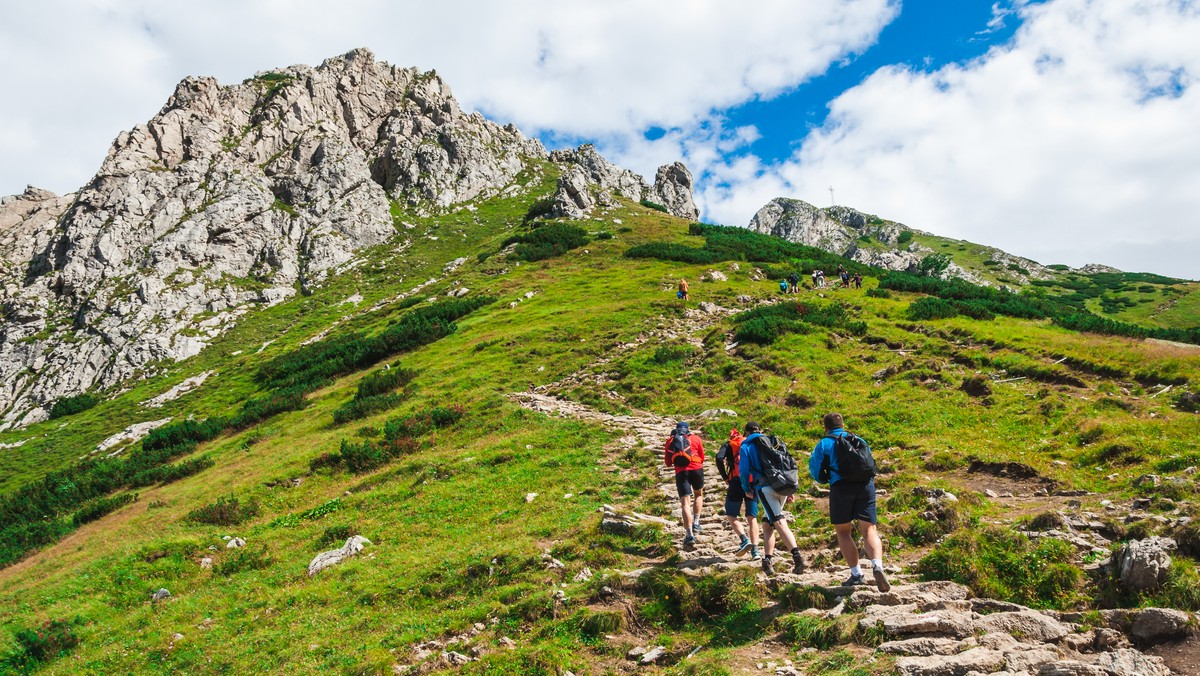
[665,421,705,546]
[716,428,760,559]
[810,412,889,591]
[852,273,863,289]
[788,272,800,294]
[677,278,690,301]
[738,422,806,575]
[810,270,819,289]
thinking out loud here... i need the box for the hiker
[716,428,760,559]
[840,269,850,287]
[852,273,862,289]
[809,413,889,591]
[787,272,800,294]
[664,421,705,546]
[738,422,806,575]
[779,279,788,294]
[810,270,819,289]
[816,270,825,288]
[677,278,690,301]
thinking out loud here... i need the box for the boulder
[639,645,667,665]
[894,647,1006,676]
[307,535,372,576]
[1117,537,1175,591]
[1092,648,1171,675]
[226,537,246,549]
[152,588,171,602]
[976,611,1070,643]
[1036,662,1110,676]
[1130,607,1191,644]
[877,637,965,656]
[701,270,727,282]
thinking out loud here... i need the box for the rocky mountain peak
[0,49,702,430]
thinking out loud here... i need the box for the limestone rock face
[0,48,545,428]
[1118,536,1175,592]
[650,162,699,221]
[548,166,595,219]
[745,197,985,284]
[548,144,699,220]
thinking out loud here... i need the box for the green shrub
[916,253,952,277]
[775,584,834,611]
[865,287,891,299]
[639,199,669,213]
[2,619,79,669]
[129,456,215,487]
[777,614,855,649]
[503,223,589,261]
[637,567,761,625]
[595,231,613,240]
[624,242,726,265]
[214,544,272,576]
[908,297,959,320]
[71,493,136,527]
[184,495,260,527]
[316,524,359,549]
[332,394,404,425]
[651,345,695,364]
[523,197,553,222]
[732,301,865,344]
[917,526,1082,608]
[570,608,625,638]
[48,393,100,419]
[896,231,913,245]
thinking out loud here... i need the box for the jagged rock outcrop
[650,162,699,221]
[745,198,984,284]
[548,144,699,220]
[0,48,550,429]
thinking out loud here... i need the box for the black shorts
[724,482,759,518]
[829,479,877,524]
[675,469,704,497]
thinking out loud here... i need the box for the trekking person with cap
[664,421,705,546]
[716,428,760,559]
[810,412,889,591]
[738,422,806,575]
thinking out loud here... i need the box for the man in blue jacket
[739,422,806,576]
[810,413,889,591]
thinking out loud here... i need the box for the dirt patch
[967,459,1058,489]
[1147,634,1200,675]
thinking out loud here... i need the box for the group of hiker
[663,413,889,591]
[783,265,862,293]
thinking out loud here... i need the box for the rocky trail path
[508,305,1193,674]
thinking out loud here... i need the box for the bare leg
[769,517,799,552]
[835,522,859,568]
[762,521,776,556]
[747,517,759,547]
[693,489,704,524]
[727,515,746,538]
[858,522,883,563]
[680,496,694,534]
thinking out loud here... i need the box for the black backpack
[821,432,876,484]
[669,430,697,468]
[753,434,799,496]
[715,441,734,482]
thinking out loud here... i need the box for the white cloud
[692,0,1200,278]
[0,0,897,196]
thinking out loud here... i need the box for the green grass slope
[1,180,1199,673]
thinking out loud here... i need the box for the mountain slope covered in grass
[1,176,1199,673]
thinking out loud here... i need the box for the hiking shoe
[683,534,695,547]
[842,573,866,587]
[750,548,761,561]
[873,566,891,593]
[760,555,774,575]
[734,539,753,557]
[791,554,807,575]
[692,523,703,534]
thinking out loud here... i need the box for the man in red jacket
[664,421,705,546]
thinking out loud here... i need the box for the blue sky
[0,0,1196,277]
[715,0,1028,186]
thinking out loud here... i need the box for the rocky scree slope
[0,48,697,430]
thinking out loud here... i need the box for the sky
[0,0,1197,278]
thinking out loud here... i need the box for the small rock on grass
[525,492,538,503]
[639,646,666,665]
[152,588,171,602]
